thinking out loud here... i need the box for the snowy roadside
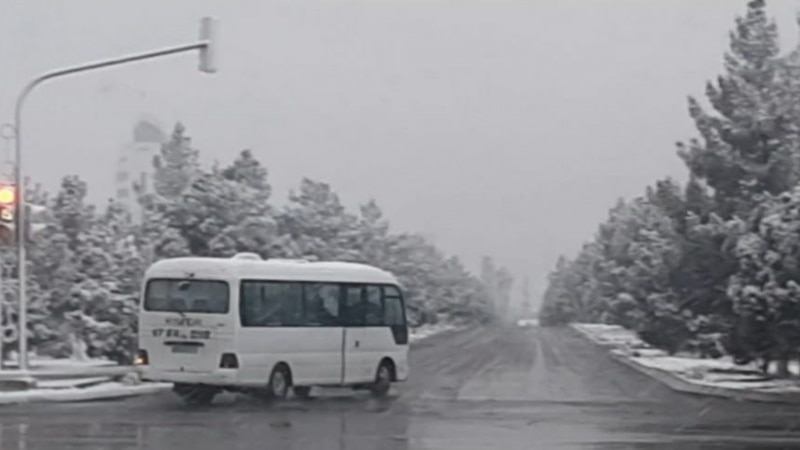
[0,327,456,406]
[0,326,453,406]
[0,381,172,405]
[4,355,116,369]
[572,323,800,403]
[409,323,461,343]
[0,357,170,406]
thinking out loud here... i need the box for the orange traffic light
[0,185,15,205]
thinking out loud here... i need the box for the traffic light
[25,203,48,242]
[198,17,218,74]
[0,184,47,245]
[0,185,14,207]
[0,185,15,245]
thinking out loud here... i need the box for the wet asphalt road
[2,326,800,449]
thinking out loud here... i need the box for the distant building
[115,116,165,222]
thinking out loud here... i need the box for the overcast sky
[2,0,799,306]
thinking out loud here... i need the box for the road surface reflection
[0,393,412,450]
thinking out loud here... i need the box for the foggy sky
[2,0,799,307]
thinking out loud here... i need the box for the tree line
[0,123,511,364]
[539,0,800,376]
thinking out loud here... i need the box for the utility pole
[0,126,15,371]
[11,17,219,371]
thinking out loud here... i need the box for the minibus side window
[303,283,341,327]
[365,285,383,326]
[240,281,302,327]
[342,285,366,327]
[383,286,406,326]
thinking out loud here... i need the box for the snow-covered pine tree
[279,178,360,261]
[74,200,145,363]
[27,176,98,358]
[539,256,580,326]
[678,0,795,219]
[152,122,200,199]
[726,186,800,375]
[353,199,390,266]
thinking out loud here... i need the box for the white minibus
[136,253,409,406]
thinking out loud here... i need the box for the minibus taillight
[135,349,149,366]
[219,353,239,369]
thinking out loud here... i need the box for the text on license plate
[171,345,199,354]
[153,329,211,339]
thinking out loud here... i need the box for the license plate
[171,345,199,354]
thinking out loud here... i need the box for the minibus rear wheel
[266,363,291,400]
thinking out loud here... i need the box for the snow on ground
[0,381,171,405]
[0,324,455,405]
[37,376,115,390]
[624,351,753,374]
[0,355,168,404]
[573,324,652,349]
[410,323,459,342]
[3,355,116,370]
[573,323,800,394]
[516,318,539,327]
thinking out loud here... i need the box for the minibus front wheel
[370,360,394,397]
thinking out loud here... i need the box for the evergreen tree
[540,256,579,326]
[678,0,793,218]
[539,0,800,363]
[152,122,200,199]
[354,199,390,265]
[279,178,359,261]
[726,187,800,374]
[27,176,94,357]
[684,176,714,218]
[220,149,271,193]
[13,123,500,361]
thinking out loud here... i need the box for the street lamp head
[199,17,219,74]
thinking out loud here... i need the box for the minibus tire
[370,361,392,398]
[266,364,291,400]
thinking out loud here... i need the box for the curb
[0,377,37,391]
[570,324,800,404]
[0,366,135,381]
[0,383,172,406]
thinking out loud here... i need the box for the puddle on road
[0,393,418,450]
[2,388,798,449]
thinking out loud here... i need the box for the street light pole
[12,17,218,371]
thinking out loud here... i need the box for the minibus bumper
[395,355,410,381]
